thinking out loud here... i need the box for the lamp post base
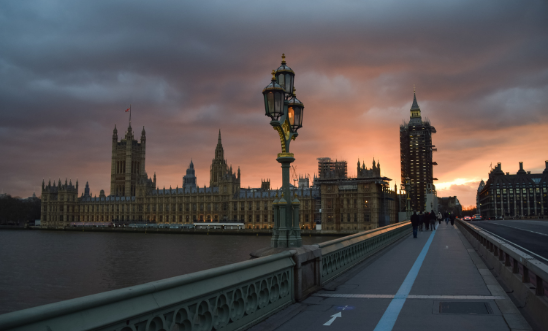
[271,155,302,248]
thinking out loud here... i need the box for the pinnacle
[411,91,420,110]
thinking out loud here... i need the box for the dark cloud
[1,0,547,207]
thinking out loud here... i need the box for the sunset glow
[1,1,547,208]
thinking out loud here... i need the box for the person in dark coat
[418,212,424,231]
[411,211,419,238]
[430,210,437,230]
[424,211,430,231]
[450,213,455,226]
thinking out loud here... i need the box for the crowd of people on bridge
[410,210,455,238]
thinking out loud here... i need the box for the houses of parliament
[40,123,398,232]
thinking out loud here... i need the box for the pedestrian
[418,212,424,231]
[444,211,449,225]
[424,211,430,231]
[411,211,419,238]
[437,211,442,227]
[430,210,436,230]
[450,213,455,226]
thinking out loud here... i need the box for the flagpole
[130,104,132,127]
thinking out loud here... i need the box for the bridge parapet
[0,222,411,331]
[318,222,411,283]
[457,219,548,330]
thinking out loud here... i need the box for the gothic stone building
[400,91,437,212]
[40,124,396,232]
[477,161,548,219]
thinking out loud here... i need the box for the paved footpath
[250,223,533,331]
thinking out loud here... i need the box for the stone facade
[317,177,397,231]
[478,161,548,219]
[41,124,397,231]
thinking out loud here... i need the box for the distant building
[476,180,485,214]
[477,162,548,219]
[425,183,438,213]
[298,176,309,189]
[317,158,347,179]
[438,196,461,216]
[316,158,398,231]
[400,90,437,212]
[183,160,197,191]
[40,122,397,233]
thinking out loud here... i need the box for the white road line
[475,227,548,264]
[313,294,505,300]
[490,222,548,237]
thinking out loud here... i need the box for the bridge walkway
[250,223,532,331]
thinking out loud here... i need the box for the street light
[262,54,305,248]
[404,177,411,221]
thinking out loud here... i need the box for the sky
[1,0,547,207]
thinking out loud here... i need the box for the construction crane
[291,165,298,188]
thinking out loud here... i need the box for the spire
[113,125,118,134]
[190,159,194,169]
[218,129,222,144]
[411,91,420,110]
[141,126,145,136]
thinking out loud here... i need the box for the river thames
[0,230,335,315]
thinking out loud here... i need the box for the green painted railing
[0,222,411,331]
[318,222,411,283]
[0,252,295,331]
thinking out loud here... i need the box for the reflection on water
[0,230,335,314]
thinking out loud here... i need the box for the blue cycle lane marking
[373,229,437,331]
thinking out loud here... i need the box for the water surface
[0,230,334,314]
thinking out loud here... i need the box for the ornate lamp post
[262,54,304,248]
[405,177,411,220]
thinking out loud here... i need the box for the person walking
[450,213,455,226]
[424,211,430,231]
[411,211,419,238]
[437,211,442,227]
[430,210,436,230]
[418,212,424,231]
[444,211,449,225]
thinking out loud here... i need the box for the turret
[517,162,526,175]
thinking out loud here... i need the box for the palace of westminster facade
[40,124,398,232]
